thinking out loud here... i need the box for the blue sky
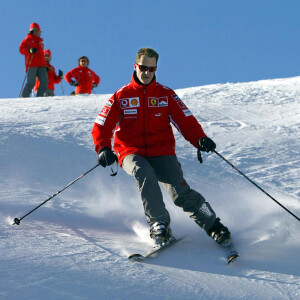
[1,0,300,98]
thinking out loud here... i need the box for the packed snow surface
[0,76,300,299]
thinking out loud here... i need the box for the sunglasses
[135,63,157,72]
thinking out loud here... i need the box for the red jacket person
[92,48,236,256]
[64,56,100,95]
[19,23,48,97]
[34,49,63,96]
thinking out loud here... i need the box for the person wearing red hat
[64,56,100,95]
[19,23,48,97]
[34,49,63,96]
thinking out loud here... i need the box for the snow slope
[0,77,300,299]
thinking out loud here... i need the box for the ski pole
[13,163,100,226]
[60,81,65,95]
[19,54,34,98]
[31,88,36,98]
[19,75,27,98]
[213,150,300,222]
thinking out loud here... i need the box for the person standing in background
[64,56,100,95]
[19,23,48,97]
[34,49,63,96]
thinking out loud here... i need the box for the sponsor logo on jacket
[104,99,114,108]
[97,99,114,124]
[171,94,193,117]
[183,109,193,117]
[148,96,168,107]
[100,107,110,117]
[124,109,137,115]
[120,97,140,109]
[95,115,106,126]
[172,94,187,109]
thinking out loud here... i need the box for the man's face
[79,58,88,67]
[33,30,41,37]
[134,55,157,85]
[45,55,51,62]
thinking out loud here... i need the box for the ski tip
[228,253,239,264]
[128,253,144,261]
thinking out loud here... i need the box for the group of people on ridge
[19,23,100,97]
[20,23,237,255]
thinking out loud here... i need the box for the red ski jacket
[92,73,207,165]
[34,62,61,92]
[19,34,47,70]
[64,66,100,94]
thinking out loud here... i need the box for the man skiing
[64,56,100,95]
[34,49,63,96]
[91,48,234,255]
[19,23,48,97]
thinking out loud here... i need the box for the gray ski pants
[44,89,55,96]
[21,67,48,97]
[122,154,216,233]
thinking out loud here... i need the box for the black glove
[46,66,50,72]
[29,48,38,54]
[98,147,117,167]
[197,137,216,164]
[92,83,98,88]
[198,137,216,152]
[58,70,63,79]
[197,148,203,163]
[70,80,78,86]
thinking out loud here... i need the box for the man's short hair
[136,48,159,63]
[78,56,89,65]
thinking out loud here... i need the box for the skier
[64,56,100,95]
[19,23,48,97]
[91,47,233,251]
[34,49,63,96]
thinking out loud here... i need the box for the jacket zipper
[142,87,147,156]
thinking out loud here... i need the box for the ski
[219,239,239,264]
[128,237,181,261]
[128,236,239,264]
[227,252,239,264]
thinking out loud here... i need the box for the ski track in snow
[0,77,300,299]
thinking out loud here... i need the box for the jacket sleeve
[19,38,29,55]
[51,67,61,84]
[168,92,206,148]
[91,93,120,153]
[64,69,75,84]
[92,71,100,86]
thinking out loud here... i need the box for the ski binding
[128,237,180,261]
[220,238,239,264]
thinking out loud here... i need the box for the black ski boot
[150,222,173,246]
[207,218,231,244]
[208,218,239,263]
